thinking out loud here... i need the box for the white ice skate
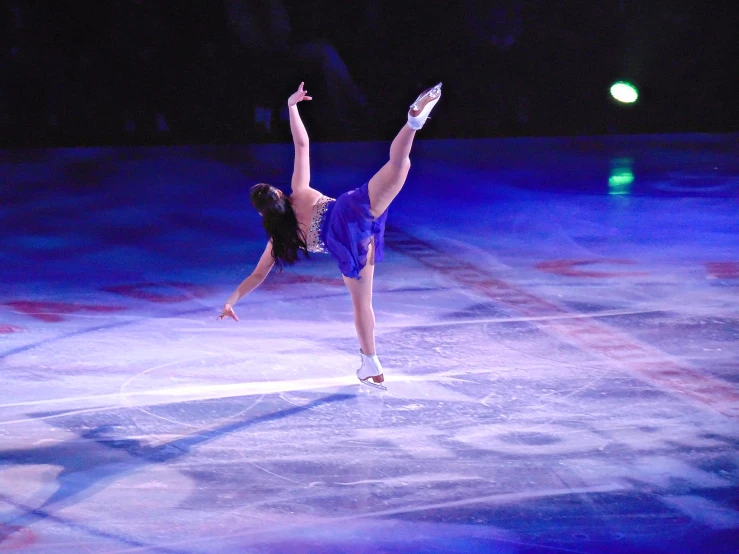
[407,82,442,130]
[357,350,387,391]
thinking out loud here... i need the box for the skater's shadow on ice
[0,393,353,545]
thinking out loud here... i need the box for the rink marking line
[0,376,356,410]
[479,327,620,413]
[2,364,487,411]
[0,355,221,411]
[0,494,192,554]
[102,484,621,554]
[168,308,665,333]
[247,461,305,485]
[0,406,120,426]
[385,226,739,417]
[120,351,271,432]
[118,355,228,430]
[334,483,625,521]
[0,375,359,426]
[0,370,477,426]
[6,310,147,320]
[0,306,213,363]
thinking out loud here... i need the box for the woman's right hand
[218,304,239,322]
[287,82,312,107]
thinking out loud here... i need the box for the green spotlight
[610,81,639,104]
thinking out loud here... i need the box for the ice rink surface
[1,134,738,552]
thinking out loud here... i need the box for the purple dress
[307,183,388,280]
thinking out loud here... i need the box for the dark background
[1,0,737,147]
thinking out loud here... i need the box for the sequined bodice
[306,195,335,253]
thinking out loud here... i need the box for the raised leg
[367,83,441,217]
[367,123,416,218]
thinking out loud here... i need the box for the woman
[219,81,442,390]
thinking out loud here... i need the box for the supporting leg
[342,239,376,354]
[343,240,386,389]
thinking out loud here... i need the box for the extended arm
[219,242,275,321]
[287,82,312,192]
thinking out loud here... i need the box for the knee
[390,157,411,171]
[353,302,374,319]
[354,301,373,313]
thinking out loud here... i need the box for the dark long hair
[249,183,308,268]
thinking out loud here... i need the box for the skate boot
[407,82,442,130]
[357,350,387,391]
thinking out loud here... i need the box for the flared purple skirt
[320,182,388,280]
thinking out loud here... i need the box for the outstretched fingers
[288,83,313,106]
[218,305,239,322]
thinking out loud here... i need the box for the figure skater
[218,81,442,390]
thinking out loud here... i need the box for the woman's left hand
[287,82,312,107]
[218,304,239,322]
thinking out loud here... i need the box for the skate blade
[358,378,387,391]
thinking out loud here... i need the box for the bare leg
[367,123,416,218]
[343,239,376,354]
[367,83,441,217]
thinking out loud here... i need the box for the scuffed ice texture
[0,135,738,552]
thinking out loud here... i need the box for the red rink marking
[0,324,24,334]
[0,525,37,550]
[386,226,739,417]
[536,259,648,278]
[103,282,210,303]
[6,301,125,323]
[706,262,739,279]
